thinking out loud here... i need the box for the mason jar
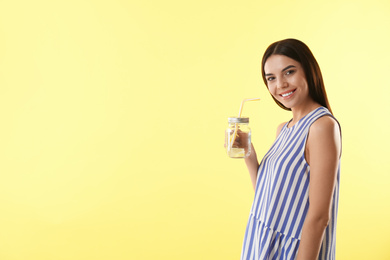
[225,117,251,158]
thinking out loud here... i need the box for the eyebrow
[265,65,297,77]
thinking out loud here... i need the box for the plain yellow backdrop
[0,0,389,259]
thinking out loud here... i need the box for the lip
[279,89,296,100]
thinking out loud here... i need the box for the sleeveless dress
[241,107,340,260]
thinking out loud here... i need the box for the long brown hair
[261,39,332,114]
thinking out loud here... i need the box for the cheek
[294,75,308,89]
[298,80,309,93]
[267,84,277,96]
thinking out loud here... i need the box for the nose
[277,78,288,89]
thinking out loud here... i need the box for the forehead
[264,54,301,73]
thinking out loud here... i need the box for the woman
[240,39,341,260]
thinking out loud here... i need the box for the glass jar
[225,117,251,158]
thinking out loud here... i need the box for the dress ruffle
[241,214,300,260]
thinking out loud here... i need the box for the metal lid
[228,117,249,123]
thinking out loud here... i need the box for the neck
[289,100,321,127]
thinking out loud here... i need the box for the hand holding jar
[225,117,251,158]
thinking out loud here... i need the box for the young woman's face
[264,54,312,110]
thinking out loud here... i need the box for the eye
[267,76,275,82]
[285,70,295,76]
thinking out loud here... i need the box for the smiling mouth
[280,89,296,98]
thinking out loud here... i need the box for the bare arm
[296,116,341,260]
[244,143,259,190]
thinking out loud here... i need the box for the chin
[279,101,292,109]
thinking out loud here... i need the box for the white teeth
[281,91,293,97]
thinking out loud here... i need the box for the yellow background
[0,0,389,259]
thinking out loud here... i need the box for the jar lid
[228,117,249,123]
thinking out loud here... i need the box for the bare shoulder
[307,115,341,158]
[307,116,341,155]
[276,122,287,137]
[309,115,340,138]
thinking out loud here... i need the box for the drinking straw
[230,98,261,150]
[238,98,261,117]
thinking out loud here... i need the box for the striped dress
[241,107,340,260]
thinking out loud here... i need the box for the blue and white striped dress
[241,107,340,260]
